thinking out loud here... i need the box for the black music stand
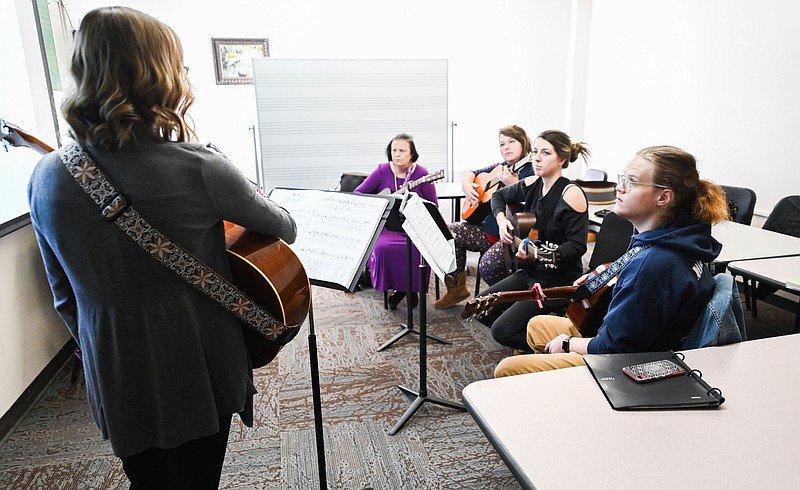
[378,197,450,351]
[388,197,465,435]
[269,188,394,490]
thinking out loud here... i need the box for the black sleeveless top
[492,176,589,286]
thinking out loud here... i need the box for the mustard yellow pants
[494,315,586,377]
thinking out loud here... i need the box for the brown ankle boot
[434,271,470,309]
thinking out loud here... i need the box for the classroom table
[462,334,800,490]
[434,181,464,223]
[727,255,800,332]
[712,220,800,269]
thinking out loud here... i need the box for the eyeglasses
[617,174,669,191]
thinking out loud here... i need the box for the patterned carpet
[1,264,795,489]
[0,269,520,490]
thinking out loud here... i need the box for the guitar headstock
[460,292,501,320]
[1,118,53,154]
[519,239,561,268]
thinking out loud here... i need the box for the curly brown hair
[63,7,196,150]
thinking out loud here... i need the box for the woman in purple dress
[355,133,438,310]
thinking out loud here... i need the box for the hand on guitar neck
[461,262,616,337]
[1,118,54,154]
[377,169,445,196]
[461,152,533,225]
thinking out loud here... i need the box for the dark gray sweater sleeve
[201,154,297,244]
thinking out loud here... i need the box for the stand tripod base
[377,323,451,352]
[388,385,465,435]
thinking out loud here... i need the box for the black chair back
[588,211,634,271]
[721,185,757,225]
[763,195,800,237]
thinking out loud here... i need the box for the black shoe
[388,290,406,310]
[408,292,419,309]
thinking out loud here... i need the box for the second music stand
[389,198,465,434]
[378,197,450,351]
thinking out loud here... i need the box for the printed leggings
[449,221,511,286]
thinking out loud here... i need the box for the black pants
[121,415,232,490]
[478,270,568,351]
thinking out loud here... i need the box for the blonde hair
[63,7,195,149]
[636,146,729,224]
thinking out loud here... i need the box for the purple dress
[354,163,439,293]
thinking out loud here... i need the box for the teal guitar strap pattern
[572,244,651,300]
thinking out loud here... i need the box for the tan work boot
[434,271,470,309]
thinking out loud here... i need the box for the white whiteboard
[252,59,448,191]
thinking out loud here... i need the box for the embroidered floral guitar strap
[57,142,298,345]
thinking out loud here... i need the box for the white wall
[66,0,576,183]
[0,226,70,418]
[583,0,800,216]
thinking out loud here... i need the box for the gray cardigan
[28,137,296,457]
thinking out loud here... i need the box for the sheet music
[268,187,323,242]
[400,193,456,281]
[269,188,389,288]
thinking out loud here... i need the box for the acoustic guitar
[460,263,616,336]
[500,203,560,272]
[461,152,533,225]
[3,118,308,368]
[378,169,445,195]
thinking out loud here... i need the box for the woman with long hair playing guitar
[434,125,535,309]
[495,145,730,377]
[27,7,298,487]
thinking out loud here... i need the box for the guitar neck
[483,153,533,191]
[1,119,54,154]
[501,286,576,303]
[403,170,444,191]
[461,285,577,319]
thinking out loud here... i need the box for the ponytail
[693,179,730,224]
[537,129,591,169]
[639,145,729,225]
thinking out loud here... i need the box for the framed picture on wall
[212,38,269,85]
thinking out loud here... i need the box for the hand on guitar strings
[462,181,480,206]
[497,165,518,186]
[496,214,516,244]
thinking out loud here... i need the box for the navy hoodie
[587,211,722,354]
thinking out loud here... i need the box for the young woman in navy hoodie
[495,145,730,376]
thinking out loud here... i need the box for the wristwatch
[562,336,573,353]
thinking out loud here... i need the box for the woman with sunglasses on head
[495,145,730,377]
[476,130,591,352]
